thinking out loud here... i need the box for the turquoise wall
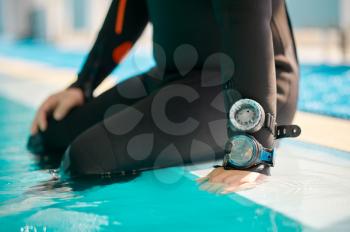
[286,0,340,28]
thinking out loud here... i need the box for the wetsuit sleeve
[211,0,276,149]
[70,0,149,100]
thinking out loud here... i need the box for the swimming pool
[1,40,350,231]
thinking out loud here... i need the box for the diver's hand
[196,167,266,194]
[31,88,84,134]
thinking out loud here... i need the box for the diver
[28,0,301,193]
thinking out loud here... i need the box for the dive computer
[224,98,301,170]
[223,135,274,169]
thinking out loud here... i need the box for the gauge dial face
[229,99,264,132]
[228,136,255,167]
[235,105,259,126]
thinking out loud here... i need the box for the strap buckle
[265,113,276,134]
[264,113,301,139]
[275,125,301,139]
[260,149,274,167]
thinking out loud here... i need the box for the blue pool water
[0,96,306,231]
[298,65,350,119]
[0,40,349,119]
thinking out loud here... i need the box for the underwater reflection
[0,163,140,218]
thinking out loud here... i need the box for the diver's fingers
[199,181,214,191]
[209,170,235,183]
[206,182,225,193]
[221,182,257,194]
[38,106,49,132]
[196,176,209,183]
[30,115,39,135]
[240,172,262,183]
[196,167,225,183]
[53,98,75,121]
[222,174,242,185]
[36,95,58,132]
[206,167,224,179]
[53,89,84,121]
[199,181,225,194]
[31,103,44,134]
[31,107,41,134]
[235,182,257,191]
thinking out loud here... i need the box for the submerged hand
[31,88,84,134]
[196,167,267,194]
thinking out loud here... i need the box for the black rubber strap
[263,113,301,139]
[275,125,301,139]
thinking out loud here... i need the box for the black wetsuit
[28,0,299,176]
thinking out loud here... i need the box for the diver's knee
[27,132,46,155]
[27,118,68,155]
[61,123,116,176]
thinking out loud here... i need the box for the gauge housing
[229,99,265,133]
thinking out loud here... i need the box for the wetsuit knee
[27,117,71,156]
[61,123,117,176]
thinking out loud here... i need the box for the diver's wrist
[68,79,93,102]
[227,163,271,175]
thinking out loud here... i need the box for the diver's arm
[70,0,149,100]
[211,0,276,149]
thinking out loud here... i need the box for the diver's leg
[272,0,299,124]
[27,74,150,156]
[62,70,228,176]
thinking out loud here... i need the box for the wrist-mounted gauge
[223,135,274,169]
[228,99,301,139]
[223,98,302,170]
